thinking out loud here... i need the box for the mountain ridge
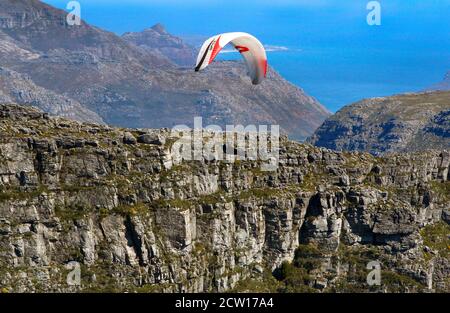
[308,91,450,155]
[0,66,104,124]
[122,23,197,66]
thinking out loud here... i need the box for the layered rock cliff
[0,104,448,293]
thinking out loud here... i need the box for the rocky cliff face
[0,104,448,293]
[308,91,450,156]
[0,0,330,141]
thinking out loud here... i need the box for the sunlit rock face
[0,104,448,293]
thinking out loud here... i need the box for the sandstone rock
[0,104,448,293]
[123,132,137,145]
[137,133,166,145]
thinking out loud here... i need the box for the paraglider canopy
[195,32,268,85]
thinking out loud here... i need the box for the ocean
[44,0,450,112]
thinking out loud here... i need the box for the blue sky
[43,0,450,111]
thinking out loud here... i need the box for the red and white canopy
[195,32,268,85]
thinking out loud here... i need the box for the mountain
[122,23,197,66]
[0,67,103,123]
[427,71,450,91]
[0,0,330,141]
[0,0,171,67]
[0,104,449,293]
[308,91,450,156]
